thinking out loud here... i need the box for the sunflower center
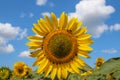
[18,68,23,74]
[44,30,77,63]
[49,34,72,58]
[97,62,102,66]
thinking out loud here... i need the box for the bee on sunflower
[26,12,93,80]
[0,67,11,80]
[13,62,32,78]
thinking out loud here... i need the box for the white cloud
[29,13,34,18]
[0,23,27,54]
[102,48,117,54]
[18,28,27,40]
[0,23,20,40]
[0,44,14,53]
[89,24,108,38]
[20,12,34,18]
[19,51,30,58]
[36,0,47,6]
[68,0,115,38]
[41,12,51,17]
[49,2,54,7]
[20,12,26,18]
[110,24,120,31]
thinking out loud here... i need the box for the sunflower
[26,12,93,80]
[13,62,27,77]
[107,73,114,80]
[24,65,32,78]
[0,67,11,80]
[96,58,104,69]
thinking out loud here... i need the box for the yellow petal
[78,43,92,48]
[33,24,46,36]
[44,63,53,77]
[57,65,61,80]
[29,50,42,57]
[39,19,51,32]
[26,41,42,46]
[37,50,44,58]
[44,15,54,29]
[66,63,75,73]
[78,45,93,51]
[70,22,78,32]
[27,36,43,41]
[72,60,82,69]
[78,52,90,58]
[78,50,90,54]
[51,12,58,29]
[64,14,68,29]
[76,21,82,31]
[70,61,80,74]
[74,27,87,36]
[61,65,68,79]
[67,18,77,30]
[37,19,48,33]
[33,24,41,32]
[77,39,94,44]
[59,12,68,30]
[59,12,65,29]
[37,58,48,74]
[74,57,85,66]
[51,64,57,80]
[32,54,44,66]
[29,46,42,50]
[77,34,92,40]
[32,28,47,36]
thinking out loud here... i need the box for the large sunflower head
[0,67,11,80]
[96,57,104,69]
[13,62,27,77]
[26,12,93,80]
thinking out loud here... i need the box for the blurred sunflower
[0,67,11,80]
[26,12,93,80]
[24,65,32,78]
[107,73,114,80]
[13,62,27,77]
[96,58,104,69]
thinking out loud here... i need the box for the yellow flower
[96,58,104,69]
[0,69,10,80]
[107,73,114,80]
[80,70,93,77]
[26,12,93,80]
[24,65,32,78]
[13,62,27,77]
[10,72,14,80]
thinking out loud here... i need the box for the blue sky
[0,0,120,69]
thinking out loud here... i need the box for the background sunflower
[0,67,11,80]
[13,62,28,78]
[95,58,104,69]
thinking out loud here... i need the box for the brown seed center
[49,34,72,58]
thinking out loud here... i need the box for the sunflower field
[0,57,120,80]
[0,12,120,80]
